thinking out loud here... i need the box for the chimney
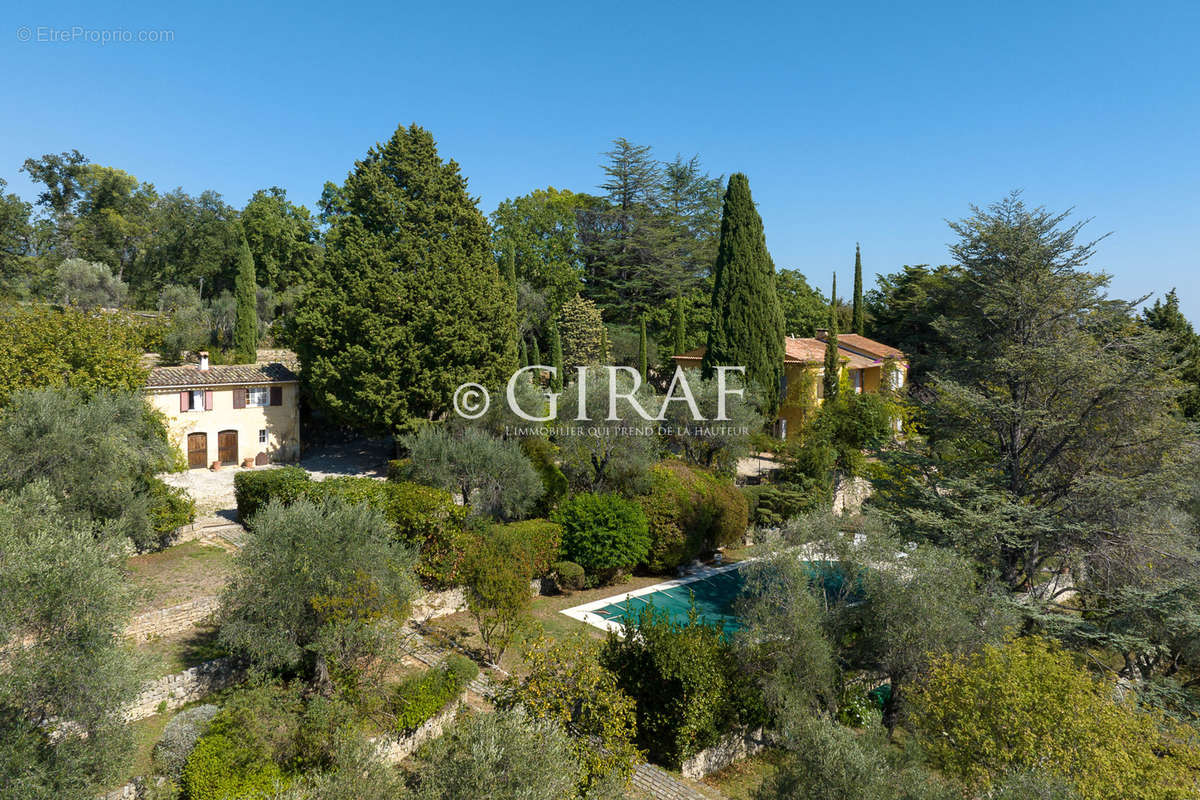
[815,329,829,341]
[198,351,210,371]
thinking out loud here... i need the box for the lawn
[701,748,787,799]
[135,622,228,678]
[126,540,234,613]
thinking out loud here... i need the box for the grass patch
[126,540,233,613]
[100,712,172,792]
[701,747,787,799]
[136,623,227,678]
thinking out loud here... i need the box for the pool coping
[559,561,746,637]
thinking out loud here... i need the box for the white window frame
[247,387,270,407]
[258,428,268,444]
[189,390,205,412]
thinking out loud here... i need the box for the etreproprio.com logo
[453,365,749,435]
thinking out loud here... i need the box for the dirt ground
[125,540,233,612]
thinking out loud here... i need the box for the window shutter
[180,391,188,412]
[204,390,214,411]
[233,388,246,409]
[269,386,283,406]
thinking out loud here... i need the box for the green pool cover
[592,569,747,633]
[589,562,856,635]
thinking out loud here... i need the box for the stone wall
[124,596,219,641]
[832,475,872,515]
[679,727,769,779]
[410,587,467,623]
[372,691,466,763]
[124,657,243,722]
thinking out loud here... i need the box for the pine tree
[548,321,564,392]
[852,243,865,335]
[500,241,517,288]
[701,174,785,413]
[291,124,517,432]
[233,231,258,363]
[638,315,648,380]
[823,273,841,401]
[671,295,687,354]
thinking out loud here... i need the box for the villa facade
[674,331,907,438]
[144,351,301,469]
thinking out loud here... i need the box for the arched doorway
[187,432,208,469]
[217,430,239,466]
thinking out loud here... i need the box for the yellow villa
[674,331,908,438]
[144,351,302,469]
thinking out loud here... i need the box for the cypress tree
[638,315,648,380]
[671,296,686,354]
[233,232,258,363]
[518,338,528,367]
[500,242,517,288]
[548,322,564,392]
[531,336,542,369]
[701,174,785,414]
[822,273,840,401]
[600,325,609,363]
[852,243,865,336]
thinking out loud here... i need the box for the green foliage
[809,383,896,475]
[181,732,286,800]
[521,436,568,514]
[0,388,181,549]
[553,560,586,591]
[0,304,148,407]
[498,636,641,796]
[909,637,1200,800]
[702,174,786,415]
[462,533,533,664]
[822,287,840,401]
[403,425,543,520]
[656,369,764,476]
[218,498,418,685]
[548,320,564,392]
[240,186,321,293]
[233,466,311,520]
[741,481,827,526]
[635,461,748,572]
[153,705,219,780]
[388,661,473,734]
[54,258,128,309]
[553,492,651,579]
[1144,288,1200,419]
[233,232,258,363]
[146,476,197,542]
[600,605,766,768]
[560,293,605,370]
[490,518,564,577]
[293,124,517,432]
[638,315,648,379]
[776,268,827,338]
[0,483,140,800]
[852,243,865,336]
[412,708,581,800]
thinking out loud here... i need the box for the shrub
[742,482,825,527]
[386,458,409,482]
[389,663,471,734]
[599,605,765,768]
[462,534,533,665]
[553,492,650,579]
[233,466,310,520]
[909,636,1200,800]
[146,476,197,547]
[635,462,747,573]
[441,653,480,685]
[490,519,563,577]
[154,704,218,779]
[553,560,586,592]
[180,732,286,800]
[520,437,568,514]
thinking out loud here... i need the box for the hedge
[553,493,650,578]
[233,466,311,520]
[636,461,748,573]
[489,519,563,578]
[389,659,477,734]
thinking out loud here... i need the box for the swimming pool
[561,563,747,636]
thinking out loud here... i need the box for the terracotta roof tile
[146,362,299,389]
[827,333,905,360]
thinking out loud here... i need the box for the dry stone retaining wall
[124,656,242,722]
[124,596,219,641]
[372,691,466,763]
[679,727,769,779]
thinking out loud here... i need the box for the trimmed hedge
[552,493,650,578]
[636,461,748,573]
[389,659,477,734]
[489,519,563,578]
[234,466,311,520]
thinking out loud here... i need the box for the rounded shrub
[233,466,311,520]
[153,704,219,779]
[489,519,563,578]
[180,732,286,800]
[552,492,650,578]
[553,560,586,592]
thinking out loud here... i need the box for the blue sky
[4,0,1198,320]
